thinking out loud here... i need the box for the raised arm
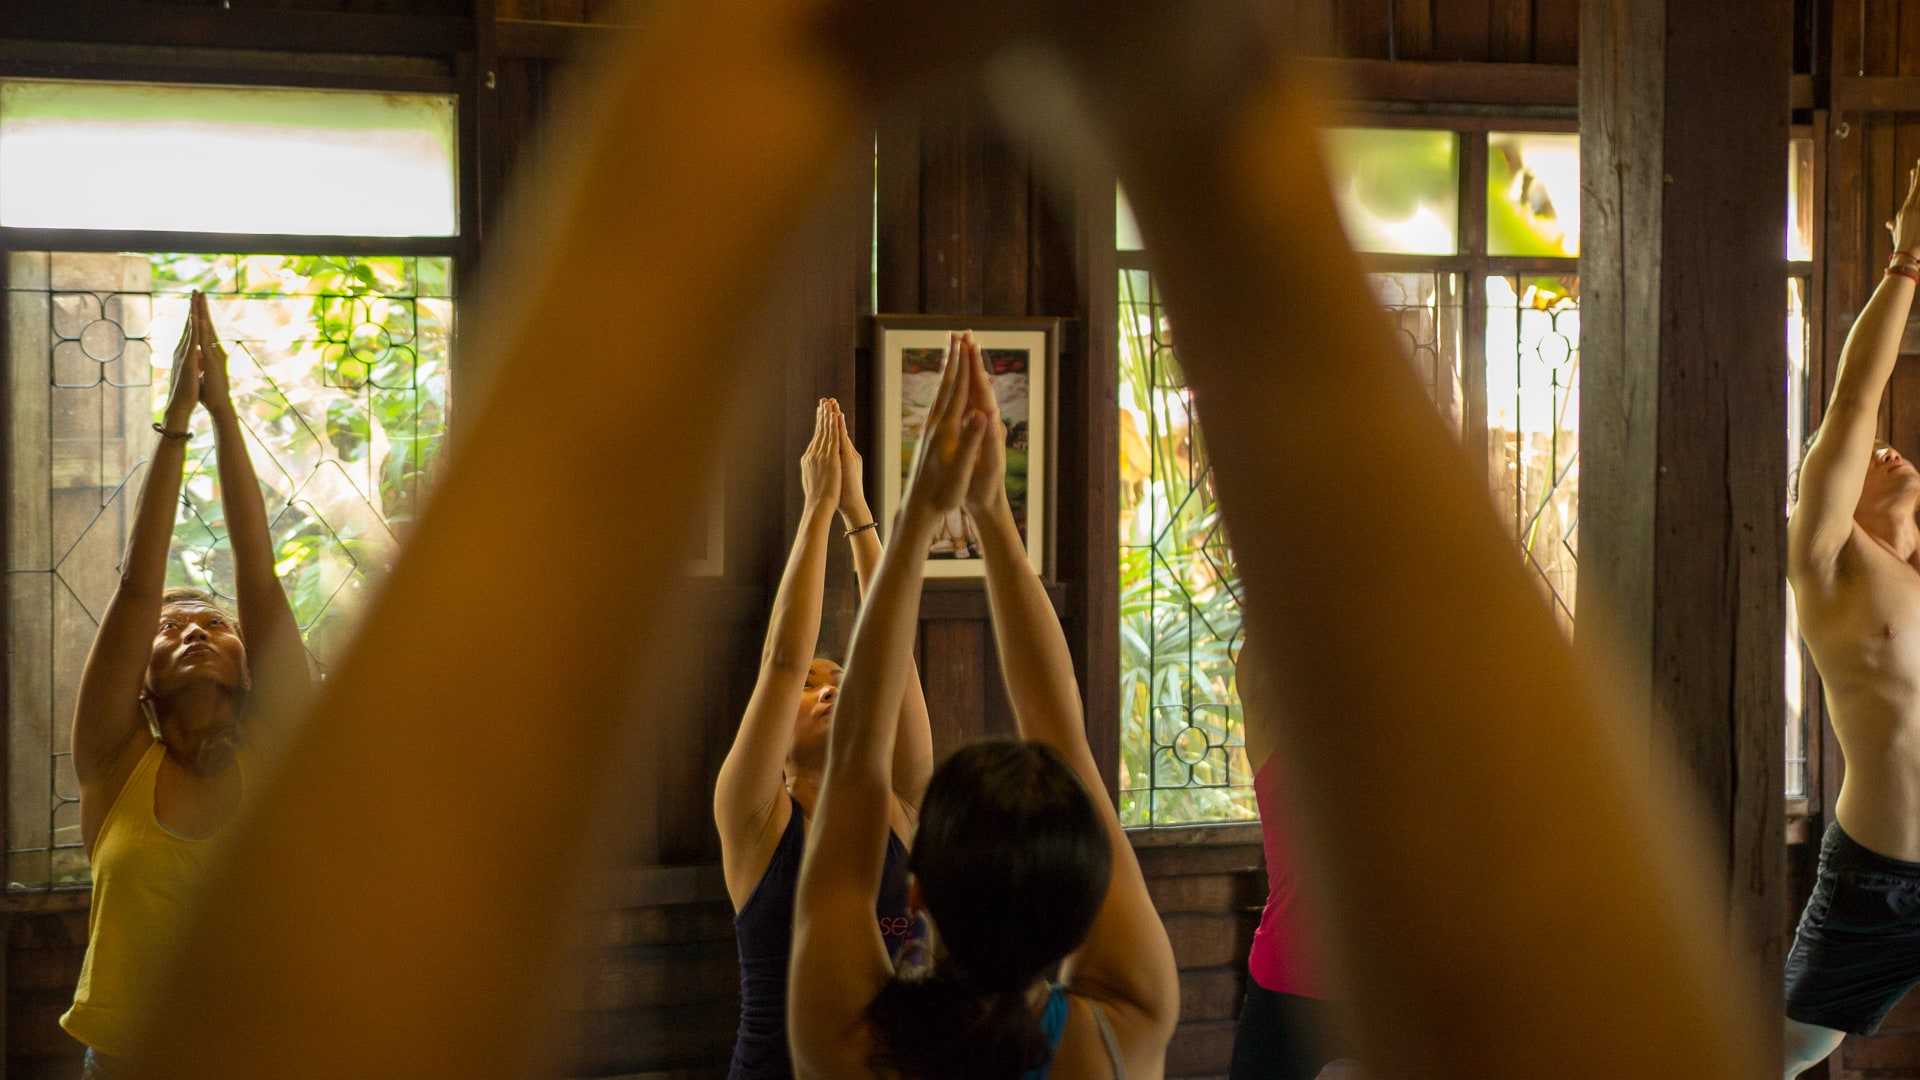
[791,338,987,1078]
[957,334,1180,1042]
[71,312,202,793]
[1791,160,1920,576]
[715,401,841,880]
[193,293,311,732]
[830,398,935,813]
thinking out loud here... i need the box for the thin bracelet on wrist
[843,521,879,539]
[152,421,191,440]
[1891,265,1920,285]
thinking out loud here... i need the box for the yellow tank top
[60,741,244,1057]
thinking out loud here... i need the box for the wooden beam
[1833,75,1920,112]
[1070,151,1121,802]
[1289,58,1812,113]
[0,1,468,56]
[1299,57,1578,106]
[497,17,626,59]
[0,228,457,258]
[1579,2,1789,1061]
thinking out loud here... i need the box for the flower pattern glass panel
[1486,275,1580,631]
[4,251,453,890]
[1116,268,1249,827]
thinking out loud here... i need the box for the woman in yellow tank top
[61,293,311,1078]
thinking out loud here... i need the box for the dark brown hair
[865,740,1112,1079]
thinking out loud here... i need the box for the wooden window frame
[0,35,485,901]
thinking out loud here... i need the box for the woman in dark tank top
[787,335,1174,1079]
[714,399,934,1079]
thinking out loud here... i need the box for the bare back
[1796,524,1920,859]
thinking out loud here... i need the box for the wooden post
[1579,0,1790,1057]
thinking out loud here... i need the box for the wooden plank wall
[9,3,1858,1080]
[1295,0,1583,63]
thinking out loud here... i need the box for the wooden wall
[2,2,1889,1079]
[0,4,1540,1078]
[1286,0,1581,63]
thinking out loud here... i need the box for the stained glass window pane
[0,81,457,236]
[1789,137,1815,261]
[1488,132,1580,257]
[1486,275,1580,630]
[4,251,453,891]
[1116,268,1250,828]
[1369,272,1465,436]
[1322,128,1459,255]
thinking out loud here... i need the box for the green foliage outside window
[1117,268,1252,827]
[148,253,452,669]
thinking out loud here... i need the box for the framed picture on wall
[875,314,1056,579]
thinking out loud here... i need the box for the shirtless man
[1784,159,1920,1076]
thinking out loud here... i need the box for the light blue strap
[1089,1000,1125,1079]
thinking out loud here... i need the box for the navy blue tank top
[728,797,916,1080]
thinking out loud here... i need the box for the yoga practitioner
[1783,160,1920,1077]
[717,398,934,1079]
[1229,637,1355,1080]
[790,333,1178,1079]
[61,294,309,1078]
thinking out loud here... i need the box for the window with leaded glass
[1115,125,1819,826]
[1,80,460,891]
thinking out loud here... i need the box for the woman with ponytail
[790,333,1178,1079]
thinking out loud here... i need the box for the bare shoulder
[719,791,794,911]
[79,723,157,856]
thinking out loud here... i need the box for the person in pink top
[1232,636,1358,1079]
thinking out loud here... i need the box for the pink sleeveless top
[1248,754,1323,997]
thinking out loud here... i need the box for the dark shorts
[1785,821,1920,1035]
[1229,983,1356,1080]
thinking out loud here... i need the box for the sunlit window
[1489,132,1580,258]
[0,80,457,236]
[1114,122,1818,823]
[1788,137,1815,261]
[5,252,453,891]
[1321,127,1460,255]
